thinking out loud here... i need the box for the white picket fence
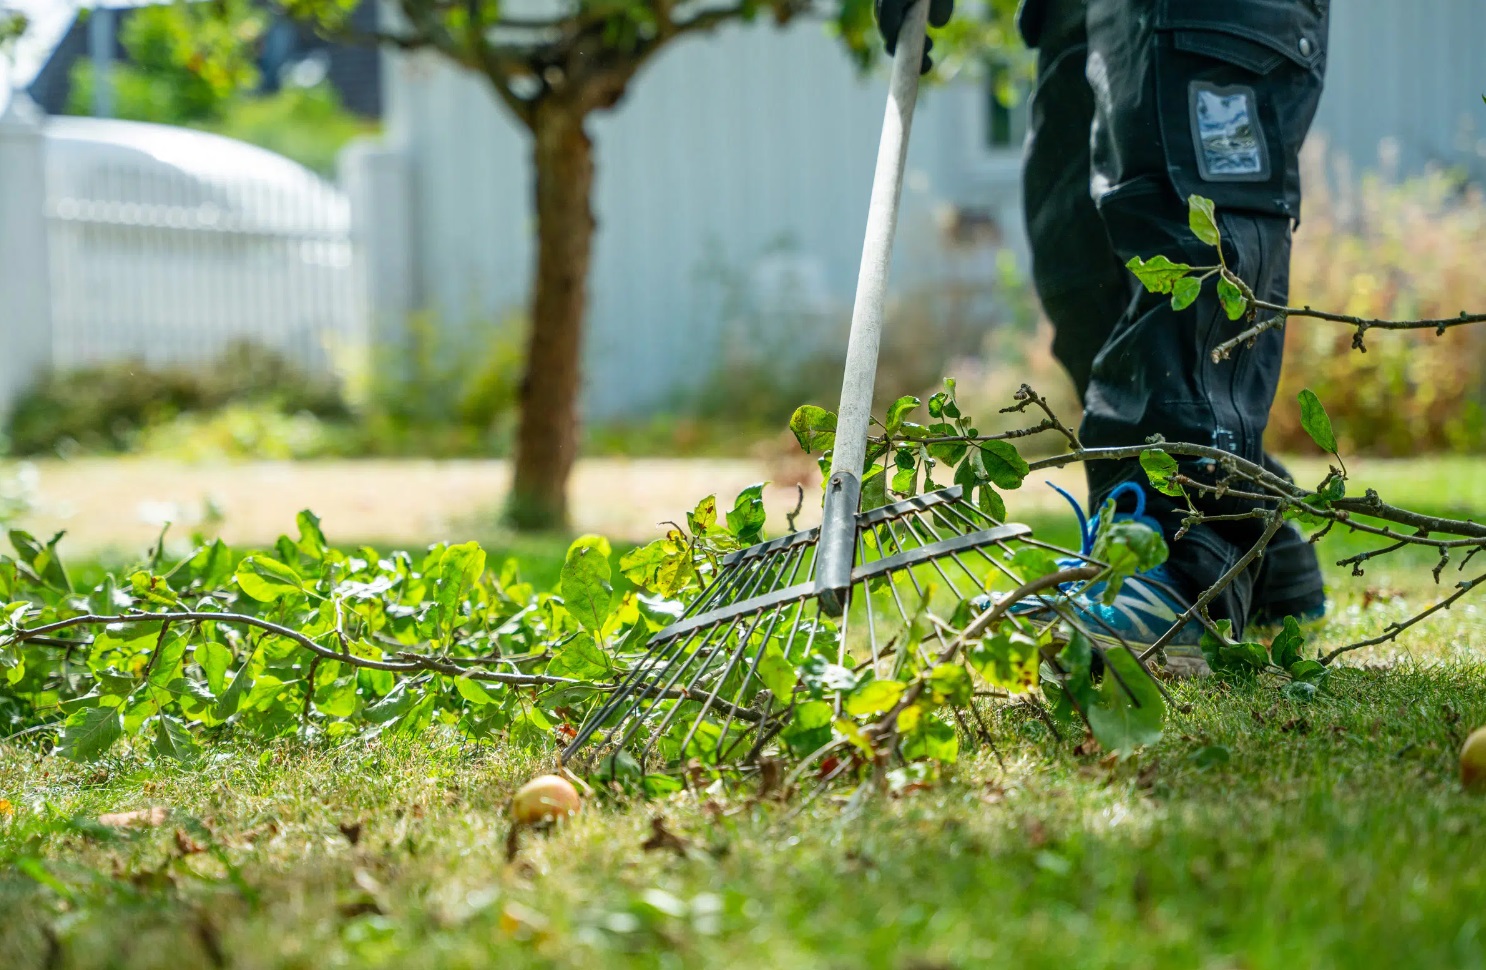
[0,96,387,418]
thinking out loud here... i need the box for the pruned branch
[1212,301,1486,362]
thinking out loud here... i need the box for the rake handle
[817,0,929,615]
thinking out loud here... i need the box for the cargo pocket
[1154,0,1328,221]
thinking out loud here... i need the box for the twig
[1322,572,1486,664]
[1213,302,1486,362]
[1137,514,1286,663]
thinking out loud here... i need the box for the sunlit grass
[3,458,1485,968]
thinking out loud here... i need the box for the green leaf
[234,556,306,603]
[146,630,189,693]
[1199,620,1233,675]
[1297,389,1339,454]
[1170,276,1202,311]
[1288,659,1329,685]
[884,395,921,435]
[212,660,255,721]
[789,405,837,453]
[1140,449,1184,497]
[56,706,124,763]
[977,440,1029,490]
[1188,195,1221,247]
[196,641,232,695]
[891,462,918,497]
[755,641,797,704]
[295,509,328,561]
[1009,547,1060,582]
[313,673,359,718]
[152,715,200,762]
[860,465,889,512]
[726,484,767,545]
[434,541,487,637]
[363,682,416,724]
[978,486,1006,522]
[1085,648,1165,754]
[1125,254,1193,294]
[968,631,1041,693]
[455,677,499,705]
[1226,640,1270,670]
[546,633,610,680]
[1090,516,1169,603]
[560,535,612,634]
[781,699,834,755]
[686,495,717,534]
[928,663,973,706]
[618,531,695,597]
[1217,276,1248,320]
[9,530,72,593]
[900,713,959,764]
[1270,615,1305,669]
[844,679,905,717]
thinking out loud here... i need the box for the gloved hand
[875,0,954,74]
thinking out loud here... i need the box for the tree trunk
[507,102,595,532]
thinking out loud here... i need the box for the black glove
[876,0,954,74]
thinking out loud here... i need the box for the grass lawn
[3,458,1486,969]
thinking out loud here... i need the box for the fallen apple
[511,774,582,825]
[1462,727,1486,792]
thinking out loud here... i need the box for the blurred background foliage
[63,1,375,176]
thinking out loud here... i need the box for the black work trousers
[1017,0,1330,631]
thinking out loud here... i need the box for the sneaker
[973,481,1205,660]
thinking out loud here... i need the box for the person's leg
[1018,0,1128,403]
[1076,0,1331,632]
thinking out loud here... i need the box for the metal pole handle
[815,0,929,615]
[829,0,929,481]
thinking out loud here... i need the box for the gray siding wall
[1311,0,1486,179]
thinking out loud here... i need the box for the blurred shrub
[7,312,529,461]
[67,3,374,178]
[203,84,378,178]
[1268,146,1486,455]
[6,343,348,456]
[349,311,526,458]
[0,458,37,527]
[131,404,356,461]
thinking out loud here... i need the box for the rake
[560,2,1151,776]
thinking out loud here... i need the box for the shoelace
[1046,479,1165,562]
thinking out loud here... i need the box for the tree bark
[507,101,595,532]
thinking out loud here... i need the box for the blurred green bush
[6,343,348,456]
[1268,150,1486,456]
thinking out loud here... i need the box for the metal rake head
[559,483,1108,776]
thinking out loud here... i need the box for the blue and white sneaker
[975,481,1206,657]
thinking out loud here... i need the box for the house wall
[1310,0,1486,182]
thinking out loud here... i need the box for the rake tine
[666,606,774,764]
[720,597,828,764]
[901,515,971,599]
[566,627,701,756]
[714,599,800,757]
[863,569,882,670]
[613,614,748,758]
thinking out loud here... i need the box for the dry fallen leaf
[98,806,168,829]
[640,816,691,857]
